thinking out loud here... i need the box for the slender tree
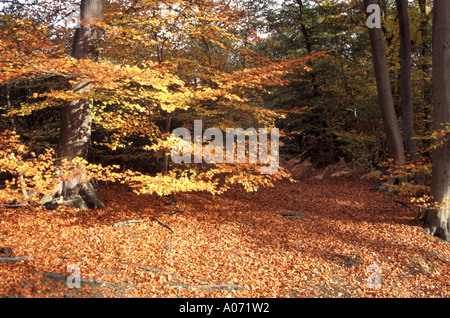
[417,0,432,146]
[425,0,450,241]
[56,0,105,209]
[295,0,319,97]
[364,0,406,186]
[396,0,418,163]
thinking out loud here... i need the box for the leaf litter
[0,177,449,298]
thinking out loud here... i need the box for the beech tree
[396,0,418,163]
[0,0,304,207]
[364,0,406,186]
[55,0,105,209]
[425,0,450,241]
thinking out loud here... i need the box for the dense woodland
[0,0,449,298]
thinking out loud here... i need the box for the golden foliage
[0,0,321,201]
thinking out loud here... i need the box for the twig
[167,207,184,216]
[151,217,175,253]
[151,217,174,234]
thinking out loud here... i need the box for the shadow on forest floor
[0,176,449,298]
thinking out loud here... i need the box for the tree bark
[364,0,406,183]
[417,0,432,151]
[396,0,418,162]
[425,0,450,241]
[55,0,105,210]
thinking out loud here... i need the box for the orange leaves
[123,170,221,196]
[0,129,286,200]
[2,177,449,297]
[0,0,323,211]
[0,130,123,205]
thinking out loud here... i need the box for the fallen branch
[165,282,245,292]
[195,284,245,292]
[278,211,305,218]
[0,203,29,208]
[79,277,117,287]
[0,201,34,211]
[166,280,193,290]
[0,256,34,263]
[151,217,174,253]
[151,217,174,234]
[111,220,142,227]
[37,271,116,287]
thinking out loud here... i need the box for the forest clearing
[1,0,450,300]
[1,171,449,298]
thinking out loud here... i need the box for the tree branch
[0,42,71,78]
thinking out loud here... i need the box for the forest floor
[0,176,449,298]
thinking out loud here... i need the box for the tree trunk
[55,0,105,210]
[295,0,319,97]
[364,0,406,187]
[425,0,450,241]
[396,0,418,162]
[417,0,432,153]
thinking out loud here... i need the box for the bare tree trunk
[396,0,418,162]
[55,0,105,210]
[417,0,432,153]
[364,0,406,187]
[425,0,450,241]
